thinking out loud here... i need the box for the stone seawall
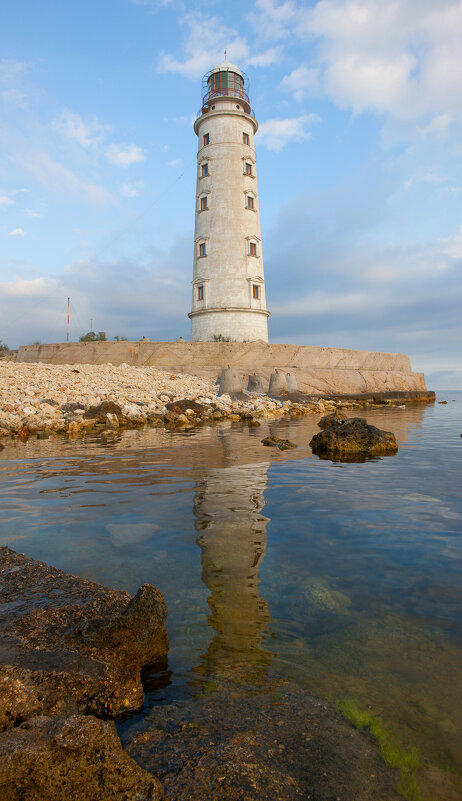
[17,341,429,397]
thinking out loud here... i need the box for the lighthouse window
[245,162,252,176]
[203,133,210,146]
[249,242,257,256]
[247,195,254,210]
[197,285,204,301]
[199,242,206,257]
[243,132,249,145]
[200,196,208,211]
[201,163,209,177]
[253,284,260,299]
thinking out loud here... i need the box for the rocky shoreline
[0,360,432,442]
[0,547,402,801]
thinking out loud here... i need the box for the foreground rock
[310,415,398,460]
[124,679,400,801]
[0,547,168,722]
[0,714,161,801]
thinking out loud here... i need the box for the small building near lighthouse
[189,60,270,343]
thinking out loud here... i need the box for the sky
[1,0,462,389]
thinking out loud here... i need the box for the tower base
[189,308,269,343]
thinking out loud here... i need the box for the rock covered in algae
[0,714,161,801]
[262,436,297,451]
[310,415,398,458]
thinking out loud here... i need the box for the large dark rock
[125,679,400,801]
[310,415,398,458]
[83,401,122,420]
[0,547,168,723]
[0,714,161,800]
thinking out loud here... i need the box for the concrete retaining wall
[17,341,428,397]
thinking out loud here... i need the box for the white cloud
[247,0,297,42]
[0,194,14,207]
[246,47,282,68]
[280,66,321,100]
[121,182,143,198]
[0,59,28,84]
[52,110,109,148]
[257,114,320,151]
[158,13,281,79]
[8,228,26,236]
[11,150,113,206]
[442,227,462,260]
[168,159,181,168]
[295,0,462,121]
[273,289,368,316]
[1,88,27,108]
[0,277,56,296]
[105,143,146,166]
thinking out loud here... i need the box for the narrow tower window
[243,132,249,145]
[249,242,257,256]
[247,195,254,210]
[200,196,208,211]
[245,162,252,176]
[199,242,207,257]
[197,285,204,300]
[201,163,209,177]
[203,133,210,146]
[253,284,260,299]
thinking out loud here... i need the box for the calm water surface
[1,393,461,794]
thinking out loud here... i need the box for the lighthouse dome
[209,61,244,78]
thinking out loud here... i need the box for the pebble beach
[0,360,342,439]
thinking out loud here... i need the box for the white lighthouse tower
[189,61,270,342]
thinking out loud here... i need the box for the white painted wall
[189,95,269,342]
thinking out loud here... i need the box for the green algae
[337,698,428,801]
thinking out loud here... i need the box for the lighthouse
[189,61,270,343]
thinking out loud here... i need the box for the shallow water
[1,393,461,796]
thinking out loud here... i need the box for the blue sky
[1,0,461,388]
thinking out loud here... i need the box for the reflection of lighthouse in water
[193,458,272,676]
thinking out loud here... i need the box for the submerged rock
[125,678,400,801]
[0,714,161,801]
[262,436,297,451]
[310,415,398,459]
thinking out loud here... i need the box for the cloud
[295,0,462,121]
[168,159,181,168]
[1,88,27,109]
[257,114,320,151]
[0,194,14,207]
[0,235,192,347]
[121,182,143,198]
[442,227,462,260]
[280,66,321,100]
[0,59,28,84]
[52,110,109,148]
[105,143,147,166]
[13,151,113,205]
[8,228,26,237]
[247,0,297,42]
[158,12,281,79]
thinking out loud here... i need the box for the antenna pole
[67,297,70,342]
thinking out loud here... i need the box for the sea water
[1,393,461,794]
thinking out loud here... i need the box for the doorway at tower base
[189,308,269,343]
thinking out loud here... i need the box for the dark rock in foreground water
[0,714,161,801]
[310,415,398,459]
[0,547,168,721]
[125,679,400,801]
